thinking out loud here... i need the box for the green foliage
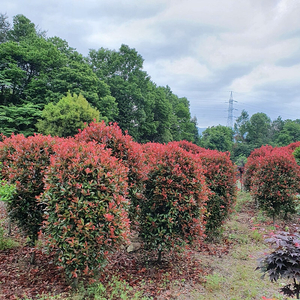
[0,179,16,202]
[199,125,234,152]
[293,146,300,165]
[41,139,130,280]
[0,223,19,250]
[0,103,42,136]
[257,231,300,299]
[0,134,57,244]
[0,13,10,43]
[276,120,300,146]
[8,14,45,42]
[141,142,208,261]
[36,93,100,137]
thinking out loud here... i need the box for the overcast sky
[2,0,300,127]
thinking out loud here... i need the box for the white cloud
[230,63,300,93]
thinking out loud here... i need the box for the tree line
[199,110,300,162]
[0,13,199,143]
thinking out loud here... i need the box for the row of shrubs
[0,121,237,281]
[243,144,300,220]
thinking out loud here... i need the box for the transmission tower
[227,91,236,129]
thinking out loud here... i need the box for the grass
[194,191,294,300]
[0,221,19,250]
[19,277,151,300]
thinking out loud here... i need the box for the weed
[81,276,151,300]
[251,229,263,242]
[204,273,225,291]
[0,222,18,250]
[234,191,251,212]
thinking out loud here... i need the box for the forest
[1,13,300,163]
[0,13,198,145]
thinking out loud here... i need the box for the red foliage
[75,121,148,225]
[140,142,208,259]
[170,141,237,236]
[249,147,300,218]
[243,145,274,192]
[41,139,130,279]
[283,141,300,153]
[0,134,60,244]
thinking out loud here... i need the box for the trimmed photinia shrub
[0,134,58,244]
[41,139,130,280]
[243,145,274,192]
[75,121,148,225]
[283,141,300,153]
[197,149,237,236]
[170,140,237,237]
[140,142,208,261]
[250,147,300,220]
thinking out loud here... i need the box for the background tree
[246,112,271,148]
[0,13,199,144]
[275,120,300,146]
[199,125,233,152]
[36,93,100,137]
[0,13,10,43]
[88,45,199,143]
[7,14,45,42]
[0,103,42,136]
[232,110,273,160]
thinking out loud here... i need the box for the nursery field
[0,191,298,300]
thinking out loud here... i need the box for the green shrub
[36,92,100,137]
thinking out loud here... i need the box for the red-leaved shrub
[283,141,300,153]
[41,139,130,280]
[250,147,300,220]
[0,134,58,244]
[141,142,208,261]
[75,121,148,225]
[243,145,274,192]
[171,140,237,236]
